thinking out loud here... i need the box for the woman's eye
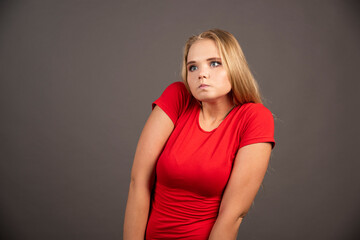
[210,61,221,67]
[189,65,197,72]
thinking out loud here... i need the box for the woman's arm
[208,142,272,240]
[123,105,174,240]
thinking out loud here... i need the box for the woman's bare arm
[123,105,174,240]
[208,142,272,240]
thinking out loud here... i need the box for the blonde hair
[181,29,262,105]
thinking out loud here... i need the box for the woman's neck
[200,96,235,125]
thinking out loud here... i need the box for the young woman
[124,29,275,240]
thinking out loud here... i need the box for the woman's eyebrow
[186,57,221,65]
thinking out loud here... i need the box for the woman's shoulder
[232,102,274,126]
[164,81,189,94]
[236,102,275,149]
[160,81,192,105]
[152,81,193,124]
[238,102,273,116]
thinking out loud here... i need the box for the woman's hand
[123,105,174,240]
[208,142,272,240]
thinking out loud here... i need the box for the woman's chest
[156,109,240,197]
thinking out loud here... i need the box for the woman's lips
[199,84,209,89]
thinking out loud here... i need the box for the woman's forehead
[187,39,220,61]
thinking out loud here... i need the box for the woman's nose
[198,67,210,79]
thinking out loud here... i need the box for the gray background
[1,0,359,239]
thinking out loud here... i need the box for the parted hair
[181,29,262,105]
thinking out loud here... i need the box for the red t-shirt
[145,82,275,239]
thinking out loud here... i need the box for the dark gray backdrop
[1,0,359,239]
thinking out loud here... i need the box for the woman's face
[186,39,232,104]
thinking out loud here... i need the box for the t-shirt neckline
[196,104,237,133]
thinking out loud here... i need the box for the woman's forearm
[208,214,244,240]
[123,181,152,240]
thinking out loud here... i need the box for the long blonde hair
[181,29,262,105]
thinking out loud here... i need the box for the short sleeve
[152,82,190,125]
[239,103,275,149]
